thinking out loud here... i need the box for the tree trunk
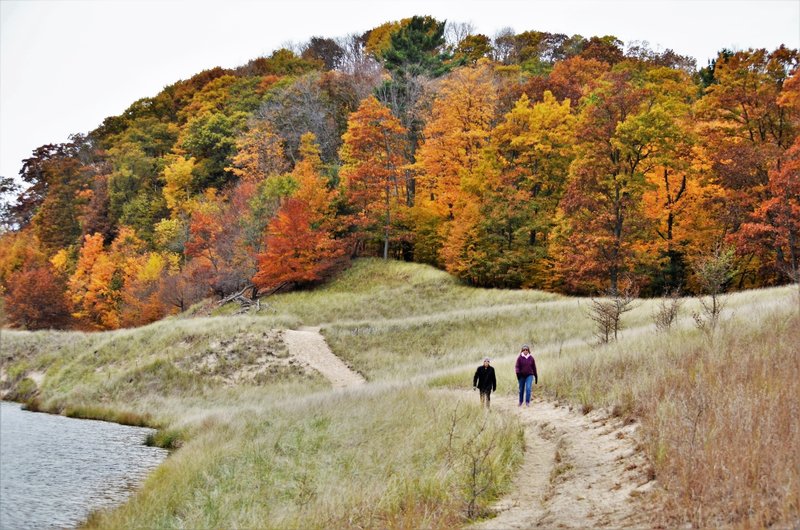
[384,186,390,260]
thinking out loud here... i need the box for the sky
[1,0,799,183]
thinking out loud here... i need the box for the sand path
[284,327,654,527]
[283,326,366,389]
[468,392,654,529]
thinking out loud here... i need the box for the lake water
[0,401,168,529]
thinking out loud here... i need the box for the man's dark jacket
[473,365,497,392]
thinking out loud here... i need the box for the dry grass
[84,387,522,529]
[250,258,561,325]
[416,276,799,528]
[1,265,525,528]
[322,297,592,382]
[3,258,798,528]
[1,314,310,428]
[641,311,800,528]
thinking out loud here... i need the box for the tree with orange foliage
[545,56,609,106]
[292,132,336,224]
[0,231,70,329]
[65,227,172,329]
[253,132,345,293]
[554,68,654,294]
[67,232,122,329]
[253,198,344,292]
[416,63,497,219]
[184,202,224,277]
[415,63,497,264]
[437,200,487,284]
[638,68,724,293]
[114,229,171,328]
[340,96,408,259]
[0,231,48,290]
[228,119,288,183]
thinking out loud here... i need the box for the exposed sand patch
[28,371,45,386]
[180,330,310,384]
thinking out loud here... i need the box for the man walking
[473,357,497,409]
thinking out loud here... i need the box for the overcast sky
[1,0,798,182]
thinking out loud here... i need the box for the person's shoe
[518,402,522,407]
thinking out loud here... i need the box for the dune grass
[640,310,799,528]
[85,386,522,529]
[1,264,527,527]
[1,314,309,429]
[2,258,797,528]
[426,282,799,528]
[322,297,588,382]
[250,258,561,325]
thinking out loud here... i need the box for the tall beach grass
[2,258,797,528]
[84,386,522,529]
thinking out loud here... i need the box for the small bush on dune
[6,376,38,402]
[652,289,683,333]
[587,281,639,344]
[691,245,737,338]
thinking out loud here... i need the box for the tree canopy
[1,17,797,329]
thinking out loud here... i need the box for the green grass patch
[257,258,562,325]
[85,386,523,529]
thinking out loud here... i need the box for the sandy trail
[284,327,654,527]
[283,326,366,389]
[469,392,654,529]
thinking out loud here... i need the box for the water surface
[0,401,168,529]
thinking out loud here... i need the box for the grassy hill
[1,259,797,528]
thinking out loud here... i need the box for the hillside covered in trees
[1,16,798,330]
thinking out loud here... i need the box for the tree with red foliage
[697,48,798,286]
[4,264,71,329]
[157,258,211,313]
[252,132,346,294]
[253,198,344,292]
[184,205,224,275]
[183,183,266,298]
[737,137,800,294]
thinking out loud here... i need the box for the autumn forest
[1,16,798,331]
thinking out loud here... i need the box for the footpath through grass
[1,258,797,528]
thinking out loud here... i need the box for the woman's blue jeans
[518,375,533,404]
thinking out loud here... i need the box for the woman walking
[515,344,538,407]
